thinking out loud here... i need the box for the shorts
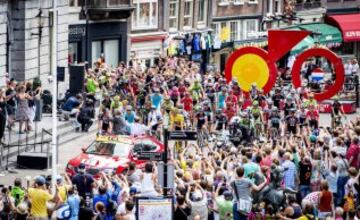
[288,126,297,134]
[309,119,318,129]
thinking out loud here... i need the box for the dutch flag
[311,68,324,82]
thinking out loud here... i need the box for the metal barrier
[0,124,59,171]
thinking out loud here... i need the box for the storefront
[326,13,360,61]
[130,34,166,67]
[68,21,128,67]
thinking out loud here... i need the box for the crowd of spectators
[0,55,359,220]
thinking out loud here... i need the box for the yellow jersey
[28,188,53,217]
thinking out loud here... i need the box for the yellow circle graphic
[231,54,269,92]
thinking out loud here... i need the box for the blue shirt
[217,93,227,109]
[92,191,114,220]
[124,111,136,124]
[67,195,80,220]
[282,160,297,190]
[151,94,163,110]
[62,96,80,111]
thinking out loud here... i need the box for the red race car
[66,135,164,177]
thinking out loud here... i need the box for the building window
[197,0,207,25]
[234,0,244,5]
[230,21,239,41]
[68,42,80,64]
[132,0,158,30]
[218,0,230,6]
[244,19,258,39]
[183,0,193,29]
[248,0,258,4]
[69,0,84,7]
[92,39,119,68]
[169,0,178,31]
[274,0,281,13]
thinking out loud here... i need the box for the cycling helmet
[286,96,293,102]
[252,101,259,107]
[309,135,317,143]
[267,99,273,105]
[272,106,278,112]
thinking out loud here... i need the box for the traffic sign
[168,131,198,141]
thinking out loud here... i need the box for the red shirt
[226,95,238,108]
[224,106,236,121]
[178,86,187,96]
[306,110,319,120]
[346,144,359,168]
[181,97,193,112]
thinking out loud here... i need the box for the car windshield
[85,141,131,157]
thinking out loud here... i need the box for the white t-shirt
[345,63,353,75]
[130,123,149,136]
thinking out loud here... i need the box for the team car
[66,135,164,177]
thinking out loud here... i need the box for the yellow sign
[96,135,132,144]
[231,54,269,92]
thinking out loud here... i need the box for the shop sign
[69,26,86,37]
[345,31,360,38]
[247,31,267,38]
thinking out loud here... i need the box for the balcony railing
[295,0,323,10]
[84,0,134,20]
[87,0,131,8]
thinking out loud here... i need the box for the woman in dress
[15,85,33,134]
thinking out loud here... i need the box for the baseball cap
[78,163,86,169]
[35,176,46,186]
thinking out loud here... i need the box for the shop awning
[283,23,342,54]
[326,14,360,42]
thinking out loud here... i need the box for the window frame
[243,19,259,39]
[183,0,193,30]
[218,0,230,6]
[230,21,240,41]
[233,0,245,5]
[248,0,258,4]
[132,0,159,31]
[197,0,207,27]
[169,0,179,32]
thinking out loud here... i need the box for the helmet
[272,106,278,111]
[252,101,259,106]
[251,82,257,87]
[286,96,293,102]
[309,135,317,143]
[267,99,273,105]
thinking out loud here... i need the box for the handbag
[232,181,252,215]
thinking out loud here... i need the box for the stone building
[0,0,69,90]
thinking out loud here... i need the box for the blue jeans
[299,185,311,199]
[337,176,349,206]
[233,203,248,220]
